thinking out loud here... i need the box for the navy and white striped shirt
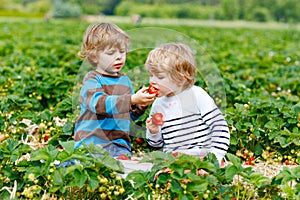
[146,85,230,163]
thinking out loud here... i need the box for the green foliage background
[0,17,299,199]
[0,0,300,22]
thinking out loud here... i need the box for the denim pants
[103,143,132,158]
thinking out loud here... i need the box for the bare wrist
[130,94,137,105]
[150,128,159,134]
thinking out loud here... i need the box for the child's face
[95,46,127,75]
[149,71,182,97]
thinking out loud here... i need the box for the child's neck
[166,87,185,97]
[96,69,118,76]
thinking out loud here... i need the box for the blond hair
[78,22,130,66]
[145,43,196,89]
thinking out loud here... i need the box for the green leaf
[62,120,73,135]
[59,141,74,154]
[141,151,175,168]
[171,171,183,181]
[49,185,61,193]
[65,163,84,175]
[186,173,201,182]
[96,154,124,172]
[204,175,218,186]
[74,169,87,188]
[170,180,182,193]
[30,148,51,161]
[126,171,147,189]
[178,193,194,200]
[254,144,263,155]
[274,166,300,184]
[264,120,278,129]
[157,173,169,184]
[198,160,217,172]
[88,172,99,191]
[187,180,208,192]
[226,153,241,166]
[276,135,291,148]
[247,172,271,187]
[230,135,238,145]
[225,165,238,180]
[52,169,64,186]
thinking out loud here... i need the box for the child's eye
[120,49,126,53]
[106,51,114,55]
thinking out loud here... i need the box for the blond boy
[145,43,230,164]
[74,23,155,157]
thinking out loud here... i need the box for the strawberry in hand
[152,112,164,126]
[148,84,158,96]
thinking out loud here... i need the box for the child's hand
[131,86,155,106]
[146,113,164,134]
[146,118,160,134]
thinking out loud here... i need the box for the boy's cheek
[149,76,158,83]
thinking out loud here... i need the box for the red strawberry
[148,84,158,96]
[285,160,290,165]
[44,134,50,142]
[172,152,179,157]
[152,113,164,126]
[244,161,251,165]
[135,137,144,144]
[116,154,130,160]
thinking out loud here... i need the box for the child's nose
[115,53,121,60]
[149,76,155,83]
[150,77,157,85]
[115,51,123,60]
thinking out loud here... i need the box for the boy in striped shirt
[145,43,230,165]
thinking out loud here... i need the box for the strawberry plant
[0,18,299,199]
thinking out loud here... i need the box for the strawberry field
[0,17,299,199]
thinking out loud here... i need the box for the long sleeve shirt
[146,85,230,163]
[74,70,146,150]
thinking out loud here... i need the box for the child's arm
[82,78,130,115]
[130,86,155,120]
[146,121,163,147]
[145,105,164,147]
[196,87,230,164]
[83,75,154,116]
[130,86,156,106]
[146,117,160,134]
[206,107,230,163]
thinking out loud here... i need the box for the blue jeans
[104,143,132,158]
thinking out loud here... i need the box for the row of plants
[1,138,299,199]
[2,0,300,22]
[0,18,299,198]
[116,0,300,22]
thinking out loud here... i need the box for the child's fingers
[139,85,148,93]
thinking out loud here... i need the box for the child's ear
[177,74,187,86]
[90,54,98,64]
